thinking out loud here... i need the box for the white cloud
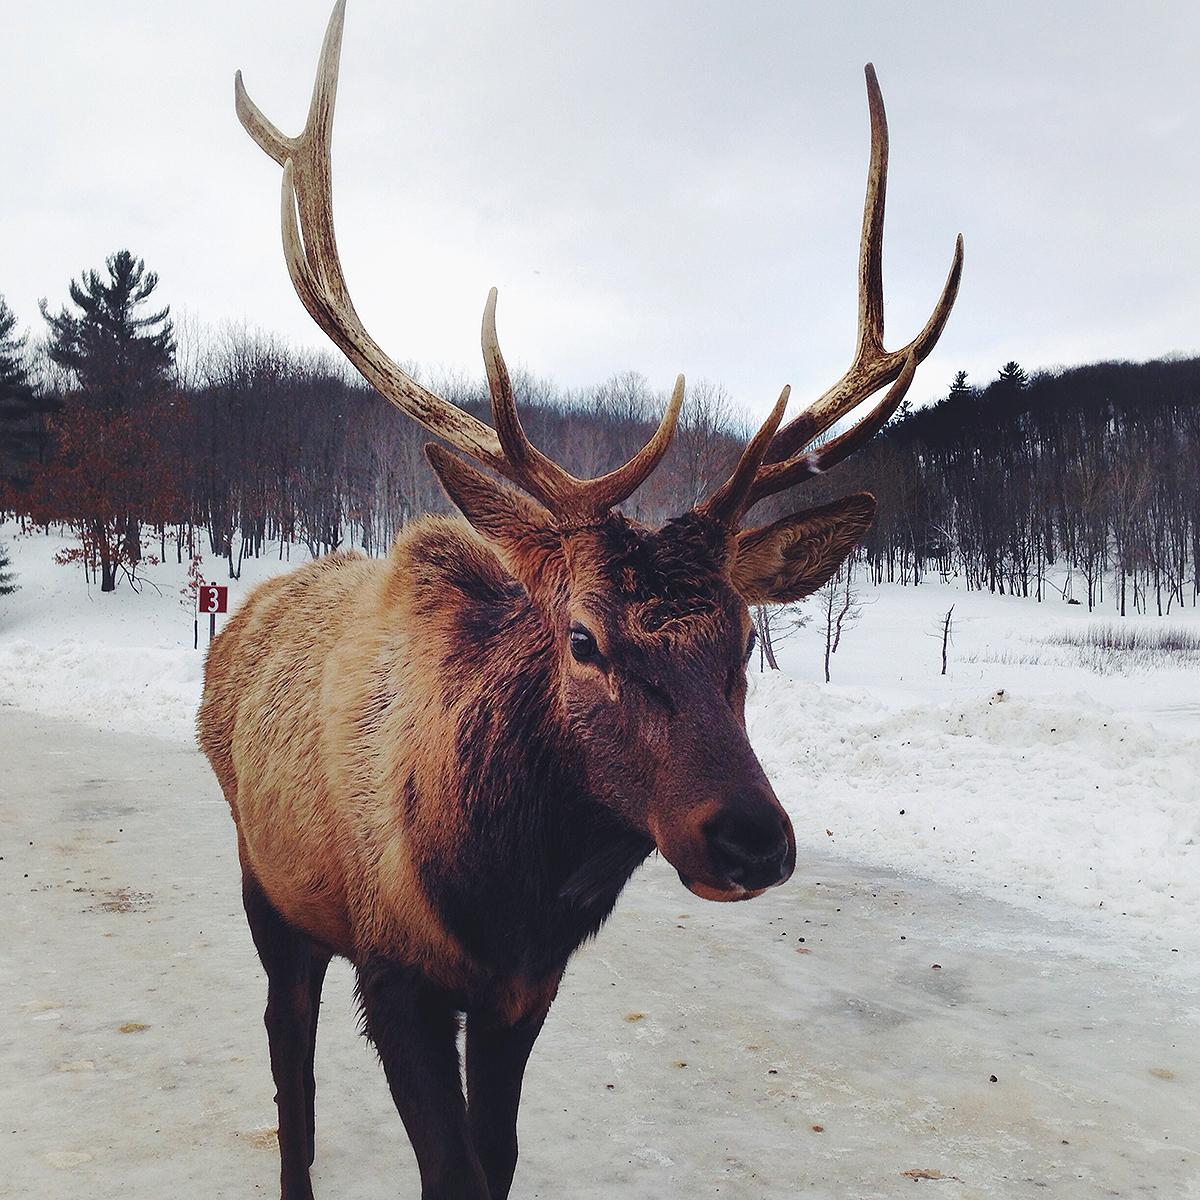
[3,0,1197,419]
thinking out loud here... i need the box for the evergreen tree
[0,541,16,597]
[0,295,33,414]
[0,295,40,481]
[40,250,174,411]
[29,252,176,589]
[886,396,913,427]
[947,369,971,401]
[996,361,1029,391]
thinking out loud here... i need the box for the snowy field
[1,524,1197,960]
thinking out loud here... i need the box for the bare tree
[674,378,738,508]
[818,564,862,683]
[753,604,809,671]
[940,606,954,675]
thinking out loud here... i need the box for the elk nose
[705,806,791,890]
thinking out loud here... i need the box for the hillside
[804,355,1200,613]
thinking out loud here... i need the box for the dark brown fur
[221,12,958,1192]
[199,481,872,1199]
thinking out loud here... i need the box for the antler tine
[482,287,576,509]
[762,65,963,467]
[237,0,351,315]
[699,386,791,526]
[236,1,512,476]
[484,289,685,516]
[746,352,917,507]
[240,1,686,520]
[579,373,685,515]
[858,62,888,360]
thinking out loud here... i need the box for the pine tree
[40,250,174,412]
[27,251,177,591]
[996,361,1029,391]
[0,541,16,597]
[947,369,971,401]
[0,295,40,481]
[0,295,33,414]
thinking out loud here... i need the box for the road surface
[1,708,1196,1198]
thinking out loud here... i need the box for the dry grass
[1046,623,1200,673]
[962,649,1047,667]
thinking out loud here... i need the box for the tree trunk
[756,609,780,671]
[941,606,954,676]
[95,522,117,593]
[123,516,141,567]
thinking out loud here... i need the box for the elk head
[235,0,962,901]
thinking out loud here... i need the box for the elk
[200,3,961,1197]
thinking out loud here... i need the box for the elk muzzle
[652,789,796,903]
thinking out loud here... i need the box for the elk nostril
[705,808,789,888]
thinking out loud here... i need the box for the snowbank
[2,525,1197,952]
[748,673,1200,946]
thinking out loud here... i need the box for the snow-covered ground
[2,525,1197,961]
[3,708,1198,1199]
[3,525,1200,1198]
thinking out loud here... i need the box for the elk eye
[569,624,598,662]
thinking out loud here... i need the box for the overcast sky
[4,1,1197,423]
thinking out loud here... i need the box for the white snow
[3,708,1198,1198]
[2,524,1198,956]
[4,525,1200,1197]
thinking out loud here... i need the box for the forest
[833,357,1200,614]
[2,249,1197,616]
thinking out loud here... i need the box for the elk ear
[731,493,876,604]
[425,443,567,594]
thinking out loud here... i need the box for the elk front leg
[465,1002,552,1200]
[356,961,489,1200]
[304,954,331,1165]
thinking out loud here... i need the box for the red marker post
[198,584,229,645]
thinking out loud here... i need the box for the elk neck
[395,517,655,983]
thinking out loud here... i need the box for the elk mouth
[676,870,767,904]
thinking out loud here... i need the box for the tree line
[816,358,1200,614]
[0,250,746,590]
[2,247,1197,615]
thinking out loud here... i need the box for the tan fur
[199,519,505,986]
[200,489,877,984]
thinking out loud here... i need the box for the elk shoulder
[198,518,515,985]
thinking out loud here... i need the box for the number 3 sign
[199,585,229,614]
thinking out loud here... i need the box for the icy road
[2,709,1197,1199]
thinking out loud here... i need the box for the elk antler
[481,289,684,516]
[701,65,963,525]
[235,0,682,519]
